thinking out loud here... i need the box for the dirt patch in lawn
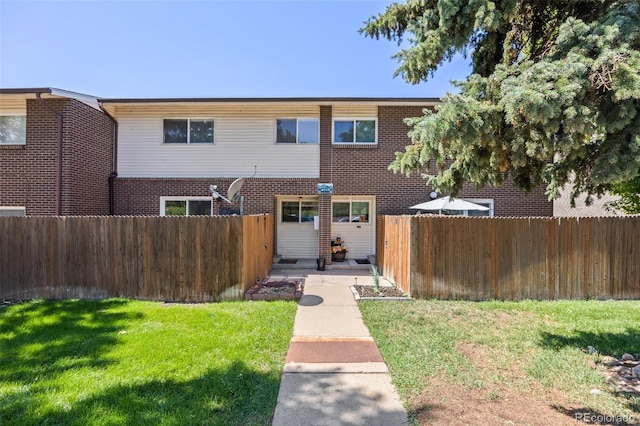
[411,379,587,426]
[410,342,592,425]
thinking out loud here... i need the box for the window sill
[331,143,378,149]
[0,144,26,149]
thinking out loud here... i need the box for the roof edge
[98,96,441,104]
[0,87,101,110]
[0,88,53,95]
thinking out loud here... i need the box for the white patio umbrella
[409,196,490,214]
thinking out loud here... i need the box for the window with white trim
[464,199,494,217]
[0,115,26,145]
[0,206,26,216]
[332,200,370,223]
[160,197,213,216]
[280,199,318,223]
[163,119,214,144]
[333,119,377,144]
[276,118,319,144]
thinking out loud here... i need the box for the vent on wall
[0,206,26,217]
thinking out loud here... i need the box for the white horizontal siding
[277,223,318,258]
[0,98,26,115]
[332,105,377,117]
[113,104,319,118]
[116,106,320,178]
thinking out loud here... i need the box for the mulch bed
[352,285,407,298]
[244,280,304,301]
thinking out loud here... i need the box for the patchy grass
[0,299,297,425]
[360,300,640,424]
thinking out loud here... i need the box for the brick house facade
[103,100,551,263]
[1,89,552,262]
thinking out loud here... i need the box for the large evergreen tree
[361,0,640,207]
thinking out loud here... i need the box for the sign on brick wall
[317,183,334,195]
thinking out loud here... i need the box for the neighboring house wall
[553,185,625,217]
[62,99,114,215]
[116,104,319,178]
[1,98,59,215]
[0,98,113,215]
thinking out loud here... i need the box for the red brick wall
[0,98,113,215]
[318,105,333,262]
[62,99,114,215]
[113,178,317,216]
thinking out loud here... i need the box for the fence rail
[0,215,273,302]
[377,215,640,300]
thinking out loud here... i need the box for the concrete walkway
[270,270,408,426]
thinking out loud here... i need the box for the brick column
[318,105,332,264]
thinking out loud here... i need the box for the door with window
[277,197,319,258]
[331,197,375,259]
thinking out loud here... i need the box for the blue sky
[0,0,471,98]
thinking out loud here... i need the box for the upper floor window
[163,119,214,144]
[333,119,376,144]
[0,115,26,145]
[276,118,319,144]
[160,197,212,216]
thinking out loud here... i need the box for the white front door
[331,196,375,259]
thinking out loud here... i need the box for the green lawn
[0,299,297,426]
[360,299,640,422]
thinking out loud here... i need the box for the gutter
[98,104,118,215]
[35,92,63,215]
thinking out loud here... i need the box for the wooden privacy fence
[377,215,640,300]
[0,214,273,302]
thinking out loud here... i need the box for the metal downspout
[99,104,118,215]
[35,92,63,215]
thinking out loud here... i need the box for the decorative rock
[633,365,640,378]
[590,388,602,395]
[621,353,636,361]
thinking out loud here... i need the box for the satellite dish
[227,178,245,202]
[209,177,246,215]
